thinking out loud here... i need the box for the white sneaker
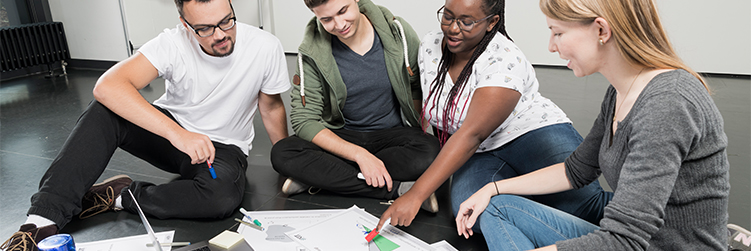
[729,223,751,251]
[397,181,439,213]
[421,192,439,213]
[281,178,310,195]
[397,181,415,197]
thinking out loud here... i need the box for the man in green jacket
[271,0,440,212]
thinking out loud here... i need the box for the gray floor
[1,56,748,250]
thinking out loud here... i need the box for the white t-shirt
[419,31,571,152]
[139,23,290,155]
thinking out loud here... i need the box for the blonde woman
[454,0,730,250]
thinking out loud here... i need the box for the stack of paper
[75,230,176,251]
[236,205,457,251]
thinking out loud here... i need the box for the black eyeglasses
[182,4,237,37]
[437,6,494,32]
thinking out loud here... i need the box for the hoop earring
[599,39,605,45]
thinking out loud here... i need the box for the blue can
[37,233,76,251]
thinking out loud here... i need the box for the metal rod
[257,0,264,30]
[118,0,133,57]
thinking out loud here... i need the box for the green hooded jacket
[289,0,422,141]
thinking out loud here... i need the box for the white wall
[654,1,751,75]
[503,1,751,75]
[121,0,180,50]
[48,0,129,61]
[49,0,751,75]
[121,0,273,50]
[271,0,751,75]
[49,0,274,62]
[269,0,444,56]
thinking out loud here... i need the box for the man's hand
[355,151,393,191]
[169,129,215,164]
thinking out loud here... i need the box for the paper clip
[380,200,394,205]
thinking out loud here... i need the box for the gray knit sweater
[558,70,730,251]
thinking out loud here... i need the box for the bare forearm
[310,129,367,162]
[409,87,519,201]
[410,130,483,199]
[262,110,288,145]
[93,56,182,141]
[455,164,572,241]
[413,99,422,114]
[535,245,557,251]
[311,126,393,189]
[258,93,288,145]
[94,52,216,164]
[98,85,179,137]
[494,163,573,196]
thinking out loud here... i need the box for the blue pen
[207,161,217,179]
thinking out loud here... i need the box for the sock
[25,214,56,228]
[114,195,123,210]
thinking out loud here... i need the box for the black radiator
[0,22,71,75]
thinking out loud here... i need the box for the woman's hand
[455,183,496,239]
[376,191,423,230]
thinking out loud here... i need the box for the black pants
[28,101,248,229]
[270,126,440,199]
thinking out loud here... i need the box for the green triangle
[372,234,400,251]
[363,226,401,251]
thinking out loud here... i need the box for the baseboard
[66,59,117,71]
[1,59,118,82]
[531,64,750,80]
[701,72,751,80]
[1,63,62,81]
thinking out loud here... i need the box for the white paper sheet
[429,240,458,251]
[236,208,345,251]
[75,230,175,251]
[285,206,433,251]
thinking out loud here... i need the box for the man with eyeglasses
[2,0,289,249]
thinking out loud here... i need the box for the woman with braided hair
[376,0,611,235]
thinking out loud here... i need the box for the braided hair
[422,0,512,146]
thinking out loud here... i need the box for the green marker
[239,208,263,227]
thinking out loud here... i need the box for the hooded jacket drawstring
[297,18,412,107]
[392,18,413,77]
[297,53,306,106]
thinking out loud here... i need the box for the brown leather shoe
[0,224,58,251]
[79,174,132,219]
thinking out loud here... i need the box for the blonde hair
[540,0,708,91]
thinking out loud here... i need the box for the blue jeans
[480,195,601,250]
[450,123,613,232]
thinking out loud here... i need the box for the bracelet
[493,180,500,196]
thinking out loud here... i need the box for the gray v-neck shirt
[332,31,401,131]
